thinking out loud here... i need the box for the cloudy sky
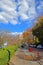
[0,0,43,33]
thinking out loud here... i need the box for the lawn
[0,45,18,65]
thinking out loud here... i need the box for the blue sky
[0,0,43,33]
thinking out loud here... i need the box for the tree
[32,16,43,46]
[0,36,4,46]
[23,28,34,44]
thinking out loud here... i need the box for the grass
[5,45,18,57]
[0,49,8,65]
[0,45,18,65]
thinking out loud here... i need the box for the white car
[37,44,43,48]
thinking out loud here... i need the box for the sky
[0,0,43,34]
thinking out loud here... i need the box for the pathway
[9,48,43,65]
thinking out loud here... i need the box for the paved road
[9,48,43,65]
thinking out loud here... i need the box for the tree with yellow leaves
[23,28,34,44]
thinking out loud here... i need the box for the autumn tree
[23,28,34,44]
[32,16,43,46]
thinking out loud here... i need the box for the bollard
[29,47,33,52]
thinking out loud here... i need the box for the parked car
[37,44,43,49]
[20,43,26,48]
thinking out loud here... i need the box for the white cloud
[0,15,4,19]
[37,1,43,13]
[0,0,18,24]
[8,32,23,35]
[0,0,43,25]
[0,14,8,23]
[18,0,37,20]
[10,20,18,25]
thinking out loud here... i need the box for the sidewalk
[9,48,43,65]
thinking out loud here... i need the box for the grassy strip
[5,45,18,57]
[0,45,18,65]
[0,49,8,65]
